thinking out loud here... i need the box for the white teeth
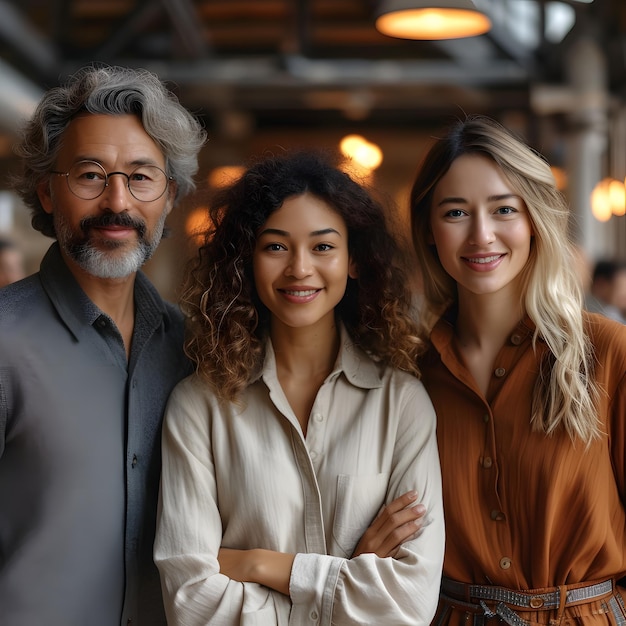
[467,255,501,264]
[284,289,317,296]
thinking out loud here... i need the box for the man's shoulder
[0,274,46,319]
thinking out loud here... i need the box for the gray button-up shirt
[0,242,191,626]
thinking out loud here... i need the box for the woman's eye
[314,243,334,252]
[445,209,465,218]
[265,243,285,252]
[496,206,516,215]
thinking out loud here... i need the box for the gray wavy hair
[13,64,207,238]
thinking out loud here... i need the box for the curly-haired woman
[155,149,444,625]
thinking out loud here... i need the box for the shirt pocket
[331,472,390,558]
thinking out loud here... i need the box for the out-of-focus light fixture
[550,166,567,191]
[208,165,245,189]
[609,179,626,217]
[185,206,212,245]
[340,134,383,170]
[374,0,491,40]
[591,178,614,222]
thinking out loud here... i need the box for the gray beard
[54,210,167,279]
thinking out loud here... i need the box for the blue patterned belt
[439,577,623,626]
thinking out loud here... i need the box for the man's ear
[37,180,53,215]
[348,257,358,279]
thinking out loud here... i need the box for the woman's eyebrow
[436,193,519,207]
[257,227,343,237]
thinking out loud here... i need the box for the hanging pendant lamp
[374,0,492,40]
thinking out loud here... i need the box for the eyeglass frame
[50,159,174,202]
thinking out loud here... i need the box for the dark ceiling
[0,0,625,137]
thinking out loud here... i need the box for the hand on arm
[351,490,426,558]
[218,548,295,596]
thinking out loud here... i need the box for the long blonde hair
[410,116,600,444]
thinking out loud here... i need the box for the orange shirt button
[483,414,490,423]
[511,334,522,345]
[494,367,506,377]
[499,557,512,569]
[490,510,505,521]
[482,457,493,468]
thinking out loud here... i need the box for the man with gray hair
[0,65,206,625]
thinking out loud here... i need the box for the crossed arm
[217,490,425,595]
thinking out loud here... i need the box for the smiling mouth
[464,255,503,264]
[281,289,320,296]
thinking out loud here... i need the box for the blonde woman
[410,115,626,626]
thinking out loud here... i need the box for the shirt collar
[255,323,384,390]
[430,308,536,355]
[38,242,172,342]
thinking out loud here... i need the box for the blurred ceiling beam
[68,55,527,88]
[0,0,58,75]
[0,58,42,132]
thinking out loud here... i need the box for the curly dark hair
[182,149,424,402]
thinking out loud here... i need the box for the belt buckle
[529,596,545,609]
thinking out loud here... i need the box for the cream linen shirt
[155,329,444,626]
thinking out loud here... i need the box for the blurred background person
[0,235,26,286]
[585,259,626,324]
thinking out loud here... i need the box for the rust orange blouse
[420,312,626,607]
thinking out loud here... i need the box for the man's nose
[99,173,132,211]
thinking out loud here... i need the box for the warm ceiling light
[185,206,212,245]
[207,165,245,189]
[590,178,613,222]
[374,0,491,40]
[611,179,626,216]
[339,134,383,170]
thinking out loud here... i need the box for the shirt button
[482,457,493,468]
[494,367,506,377]
[131,454,138,468]
[310,450,318,461]
[511,334,522,345]
[483,413,490,423]
[310,611,318,620]
[499,556,512,569]
[313,413,324,422]
[490,510,505,521]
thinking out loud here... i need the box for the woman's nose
[469,215,495,245]
[286,249,312,278]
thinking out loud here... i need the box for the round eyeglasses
[51,160,173,202]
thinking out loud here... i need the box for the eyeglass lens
[66,160,168,201]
